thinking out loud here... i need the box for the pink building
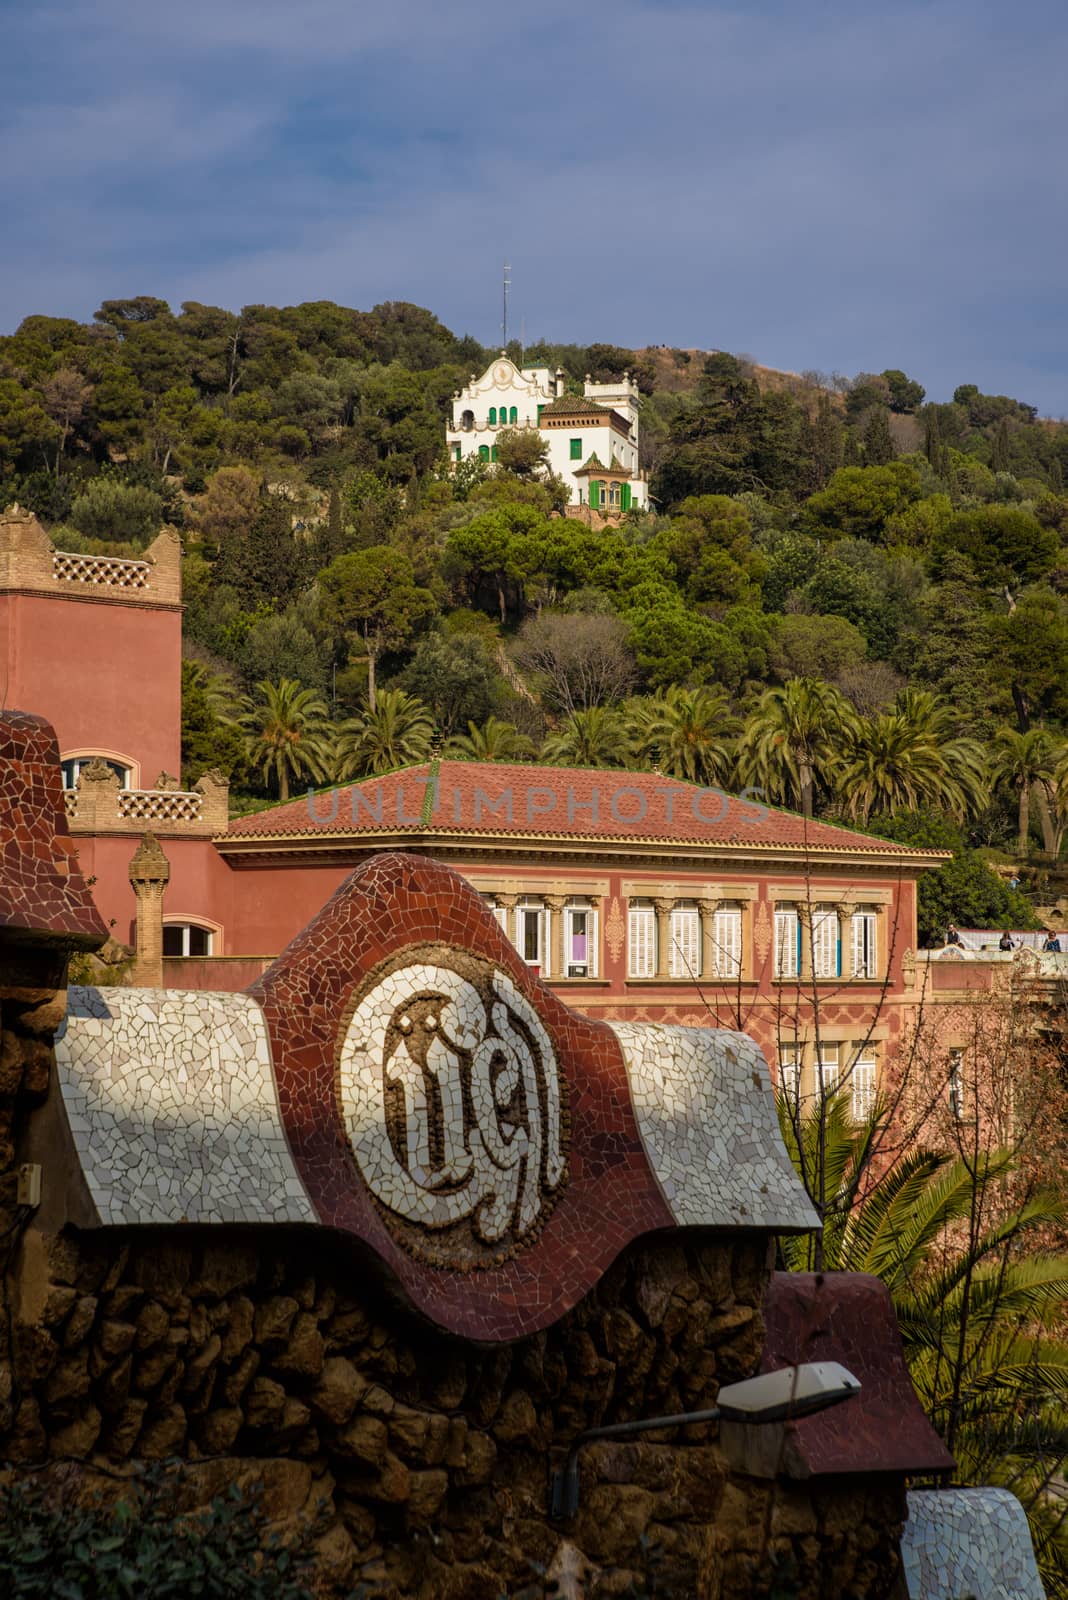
[1,504,952,1103]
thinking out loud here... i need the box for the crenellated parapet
[0,505,182,606]
[65,761,228,836]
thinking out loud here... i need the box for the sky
[3,0,1068,411]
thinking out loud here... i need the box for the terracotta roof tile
[222,760,946,862]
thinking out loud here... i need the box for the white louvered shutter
[588,906,598,977]
[852,911,877,978]
[775,908,799,978]
[851,1050,876,1122]
[713,907,742,978]
[779,1052,801,1107]
[817,1044,839,1095]
[669,905,700,978]
[628,903,655,978]
[813,907,839,978]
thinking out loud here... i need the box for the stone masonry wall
[2,1210,905,1599]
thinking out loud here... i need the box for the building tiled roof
[538,396,612,416]
[222,760,948,864]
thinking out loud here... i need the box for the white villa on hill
[446,354,649,513]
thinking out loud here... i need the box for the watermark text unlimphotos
[305,779,769,829]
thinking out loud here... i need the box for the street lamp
[549,1361,861,1520]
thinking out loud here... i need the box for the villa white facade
[446,355,649,513]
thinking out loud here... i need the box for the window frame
[162,922,215,958]
[515,899,547,973]
[564,901,597,978]
[812,906,841,979]
[61,755,133,791]
[668,902,701,979]
[628,900,656,979]
[852,909,879,978]
[816,1041,840,1097]
[851,1046,877,1122]
[775,906,800,979]
[711,905,742,979]
[569,437,583,460]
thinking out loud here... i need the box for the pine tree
[923,406,942,466]
[992,416,1011,474]
[318,487,345,567]
[862,406,895,465]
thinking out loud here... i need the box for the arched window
[478,445,490,462]
[162,922,216,958]
[61,756,132,790]
[488,407,498,426]
[461,409,475,431]
[509,406,518,424]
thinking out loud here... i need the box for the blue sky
[4,0,1068,411]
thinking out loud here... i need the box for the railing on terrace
[64,769,229,836]
[52,551,152,589]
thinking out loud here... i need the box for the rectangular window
[485,896,509,937]
[779,1049,802,1108]
[491,445,499,463]
[775,907,799,978]
[817,1042,840,1096]
[813,907,841,979]
[851,1048,877,1122]
[712,906,742,978]
[669,904,700,978]
[628,901,655,978]
[565,903,597,978]
[948,1048,965,1120]
[452,443,461,462]
[852,910,878,978]
[516,902,545,971]
[570,438,582,460]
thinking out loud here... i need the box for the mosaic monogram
[337,959,566,1266]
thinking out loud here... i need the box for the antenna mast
[502,261,511,348]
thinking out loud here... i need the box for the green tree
[738,677,856,818]
[242,678,334,801]
[768,613,868,683]
[446,716,536,760]
[930,505,1058,593]
[335,688,434,776]
[862,405,895,464]
[180,660,246,786]
[396,633,505,735]
[837,698,986,823]
[626,685,737,784]
[990,727,1064,856]
[69,475,164,545]
[495,426,550,479]
[319,546,436,710]
[804,462,921,542]
[542,706,627,768]
[881,368,925,412]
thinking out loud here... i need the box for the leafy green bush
[0,1465,315,1599]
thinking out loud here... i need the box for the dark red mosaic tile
[760,1271,954,1476]
[251,851,673,1340]
[0,712,108,949]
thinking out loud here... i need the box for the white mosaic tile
[608,1022,818,1232]
[901,1488,1045,1600]
[338,963,564,1249]
[56,987,315,1226]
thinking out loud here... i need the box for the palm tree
[335,689,434,778]
[837,709,986,823]
[991,727,1064,856]
[445,716,536,761]
[780,1097,1068,1596]
[737,677,855,818]
[242,678,334,802]
[627,686,738,785]
[182,659,242,726]
[541,706,626,769]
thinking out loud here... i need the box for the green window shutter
[479,445,490,462]
[509,406,518,424]
[489,407,497,425]
[570,438,582,460]
[590,480,601,509]
[537,404,545,422]
[621,482,631,511]
[453,443,461,461]
[491,446,499,463]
